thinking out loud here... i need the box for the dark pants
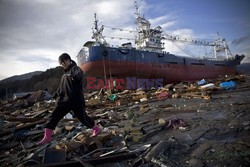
[45,103,95,130]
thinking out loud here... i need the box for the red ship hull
[80,61,236,84]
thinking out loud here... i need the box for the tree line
[0,67,64,99]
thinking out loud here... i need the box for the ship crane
[154,26,233,59]
[163,32,232,59]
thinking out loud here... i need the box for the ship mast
[134,1,164,52]
[92,13,106,45]
[212,32,232,59]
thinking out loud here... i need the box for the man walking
[38,53,101,145]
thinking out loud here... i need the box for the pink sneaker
[37,128,53,145]
[91,124,101,137]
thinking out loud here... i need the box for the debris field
[0,74,249,167]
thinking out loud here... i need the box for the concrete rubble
[0,74,249,167]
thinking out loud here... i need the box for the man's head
[59,53,71,69]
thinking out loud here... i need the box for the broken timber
[0,119,46,137]
[33,152,138,167]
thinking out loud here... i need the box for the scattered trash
[200,83,215,89]
[0,116,3,130]
[158,118,167,125]
[140,97,148,102]
[108,94,117,101]
[156,92,171,100]
[64,113,73,119]
[197,79,206,86]
[43,147,66,164]
[220,81,236,90]
[164,118,188,130]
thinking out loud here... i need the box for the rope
[102,52,107,86]
[103,35,135,41]
[107,50,113,93]
[103,25,135,33]
[173,41,194,57]
[162,28,214,45]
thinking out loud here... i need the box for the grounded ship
[77,3,244,85]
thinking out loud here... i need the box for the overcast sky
[0,0,249,80]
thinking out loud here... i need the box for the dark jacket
[56,61,85,106]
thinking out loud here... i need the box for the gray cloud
[0,0,135,53]
[17,55,55,63]
[241,45,250,63]
[232,34,250,46]
[0,0,137,79]
[0,0,91,51]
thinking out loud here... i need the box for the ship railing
[176,54,234,61]
[202,57,234,61]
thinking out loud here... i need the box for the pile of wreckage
[0,74,247,167]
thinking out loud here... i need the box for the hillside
[0,67,64,99]
[237,63,250,74]
[0,71,43,84]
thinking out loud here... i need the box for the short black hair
[59,53,71,63]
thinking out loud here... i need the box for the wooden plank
[0,119,46,137]
[31,109,48,118]
[6,117,79,123]
[34,152,138,167]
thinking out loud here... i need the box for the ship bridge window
[169,62,178,64]
[191,63,205,65]
[158,53,164,57]
[215,64,226,66]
